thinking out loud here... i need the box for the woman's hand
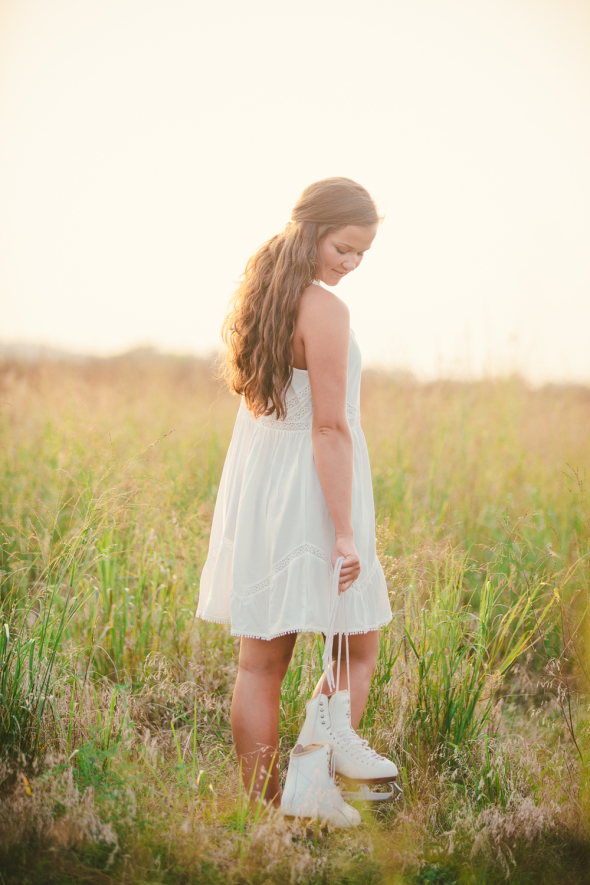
[332,536,360,593]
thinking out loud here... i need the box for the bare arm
[299,286,361,592]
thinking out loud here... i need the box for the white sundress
[196,325,393,640]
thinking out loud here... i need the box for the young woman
[196,177,395,817]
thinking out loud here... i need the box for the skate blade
[337,773,399,786]
[340,780,403,803]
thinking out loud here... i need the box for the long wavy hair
[221,177,380,419]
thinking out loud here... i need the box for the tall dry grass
[0,353,589,884]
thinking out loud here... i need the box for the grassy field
[1,353,589,884]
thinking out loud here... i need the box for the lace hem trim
[194,612,230,625]
[195,611,393,641]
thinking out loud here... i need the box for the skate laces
[319,560,387,765]
[311,556,349,751]
[320,556,350,695]
[333,727,384,764]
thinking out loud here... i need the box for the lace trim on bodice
[238,383,360,432]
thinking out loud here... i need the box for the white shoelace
[319,560,388,765]
[332,728,384,764]
[320,556,350,694]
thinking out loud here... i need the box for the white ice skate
[286,558,401,812]
[280,741,361,828]
[294,557,401,803]
[296,689,401,802]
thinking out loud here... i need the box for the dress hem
[195,611,393,641]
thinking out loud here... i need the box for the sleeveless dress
[196,326,393,640]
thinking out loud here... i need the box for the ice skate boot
[297,690,401,802]
[280,742,361,828]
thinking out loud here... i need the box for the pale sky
[1,0,589,382]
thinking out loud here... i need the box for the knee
[350,647,378,677]
[236,636,295,685]
[238,653,291,683]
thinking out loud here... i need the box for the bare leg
[311,630,379,729]
[231,632,297,806]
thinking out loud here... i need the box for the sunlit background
[1,0,589,382]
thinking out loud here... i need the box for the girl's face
[315,223,378,286]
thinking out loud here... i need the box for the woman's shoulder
[299,282,349,327]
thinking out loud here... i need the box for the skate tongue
[328,690,351,729]
[328,691,386,762]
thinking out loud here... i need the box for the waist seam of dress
[237,406,361,432]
